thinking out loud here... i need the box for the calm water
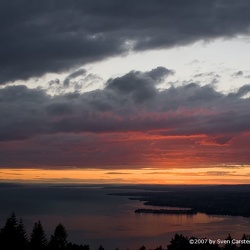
[0,184,250,250]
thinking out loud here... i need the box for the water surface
[0,184,249,249]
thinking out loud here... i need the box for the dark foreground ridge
[1,212,250,250]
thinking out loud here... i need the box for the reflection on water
[0,185,250,250]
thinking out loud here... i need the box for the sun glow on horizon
[1,166,250,185]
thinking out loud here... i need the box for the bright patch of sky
[4,36,250,96]
[87,36,250,93]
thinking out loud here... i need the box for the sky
[1,0,250,184]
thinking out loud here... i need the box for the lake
[0,184,249,249]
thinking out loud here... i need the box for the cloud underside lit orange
[1,130,250,184]
[1,131,250,167]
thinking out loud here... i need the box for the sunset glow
[2,2,250,250]
[1,0,250,185]
[1,166,250,185]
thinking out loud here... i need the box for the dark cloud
[205,171,235,176]
[46,69,103,95]
[1,76,250,169]
[231,71,244,77]
[200,135,235,146]
[106,67,173,102]
[144,67,174,83]
[63,68,86,86]
[1,0,250,84]
[213,136,234,145]
[228,84,250,98]
[192,72,221,86]
[1,67,250,144]
[48,78,60,86]
[105,172,131,175]
[193,72,220,78]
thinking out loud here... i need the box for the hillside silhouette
[0,213,250,250]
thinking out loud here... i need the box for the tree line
[1,213,250,250]
[0,212,89,250]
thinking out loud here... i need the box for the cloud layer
[1,67,250,168]
[1,0,250,84]
[1,67,249,141]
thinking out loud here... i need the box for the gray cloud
[228,84,250,98]
[46,69,103,95]
[106,67,173,102]
[1,67,250,142]
[144,67,174,83]
[105,172,131,175]
[205,171,242,176]
[1,67,250,169]
[48,78,60,86]
[193,72,220,78]
[231,71,244,78]
[1,0,250,84]
[63,68,86,86]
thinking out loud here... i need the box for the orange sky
[1,166,250,184]
[1,130,250,184]
[1,0,250,186]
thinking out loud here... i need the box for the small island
[135,208,197,215]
